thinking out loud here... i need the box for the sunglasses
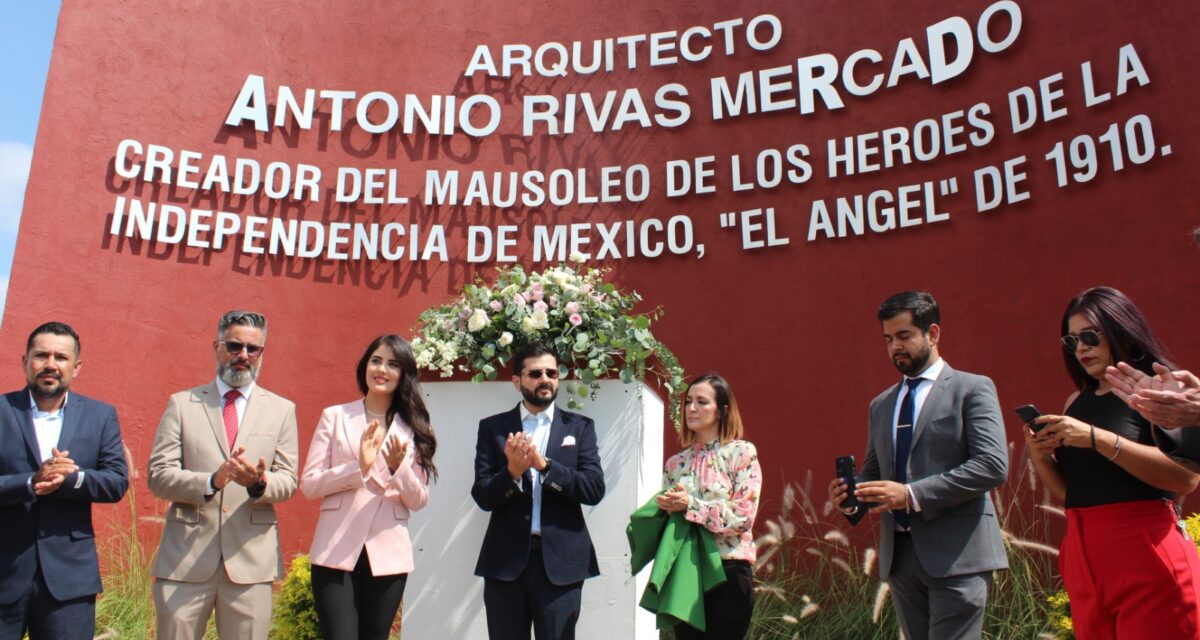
[523,368,559,380]
[1061,329,1101,352]
[223,340,265,357]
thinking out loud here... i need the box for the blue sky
[0,2,62,317]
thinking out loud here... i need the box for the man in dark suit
[472,342,605,640]
[0,322,128,639]
[830,291,1008,640]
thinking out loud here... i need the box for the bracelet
[1090,424,1096,450]
[1106,435,1123,462]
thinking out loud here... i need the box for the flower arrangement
[412,259,686,428]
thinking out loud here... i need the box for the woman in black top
[1026,286,1200,639]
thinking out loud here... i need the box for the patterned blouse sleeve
[662,450,684,491]
[685,441,762,536]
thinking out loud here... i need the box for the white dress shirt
[519,403,554,535]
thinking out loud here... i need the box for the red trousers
[1060,499,1200,640]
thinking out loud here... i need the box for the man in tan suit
[147,310,299,640]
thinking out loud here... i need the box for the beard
[892,345,932,377]
[218,359,260,388]
[521,383,557,408]
[29,371,68,399]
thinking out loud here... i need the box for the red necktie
[223,389,240,448]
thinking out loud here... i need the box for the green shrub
[271,555,321,640]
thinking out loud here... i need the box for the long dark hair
[357,335,438,480]
[1060,287,1174,390]
[678,372,745,447]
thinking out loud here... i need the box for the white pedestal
[402,380,664,639]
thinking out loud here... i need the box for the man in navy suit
[0,322,128,639]
[472,342,605,640]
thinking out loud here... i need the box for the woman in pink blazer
[300,334,438,639]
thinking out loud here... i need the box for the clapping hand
[33,447,78,495]
[1107,362,1200,428]
[505,432,533,480]
[382,434,408,473]
[360,419,386,473]
[229,453,267,487]
[212,446,264,489]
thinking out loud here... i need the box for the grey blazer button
[524,515,531,521]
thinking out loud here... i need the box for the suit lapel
[56,394,81,453]
[346,401,369,452]
[910,364,953,450]
[874,384,901,479]
[506,405,533,489]
[544,407,566,462]
[10,392,41,464]
[199,382,230,456]
[234,385,265,450]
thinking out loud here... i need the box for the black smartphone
[1014,404,1044,432]
[835,455,858,509]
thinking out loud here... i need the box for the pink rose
[489,300,503,312]
[564,301,580,315]
[514,293,526,307]
[569,313,583,326]
[530,289,545,302]
[580,283,593,294]
[534,301,548,312]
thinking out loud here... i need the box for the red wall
[7,0,1200,556]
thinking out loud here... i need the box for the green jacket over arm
[627,494,726,631]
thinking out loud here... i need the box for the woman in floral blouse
[657,372,763,639]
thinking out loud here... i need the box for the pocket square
[561,435,576,447]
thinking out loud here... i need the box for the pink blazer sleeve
[299,406,367,500]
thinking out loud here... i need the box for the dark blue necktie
[893,378,922,530]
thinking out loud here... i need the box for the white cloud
[0,274,9,320]
[0,141,33,234]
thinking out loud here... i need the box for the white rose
[415,350,433,369]
[569,251,586,264]
[498,331,513,346]
[530,308,549,329]
[467,309,489,332]
[520,316,537,334]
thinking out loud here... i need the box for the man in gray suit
[829,291,1008,640]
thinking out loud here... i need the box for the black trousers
[674,560,755,640]
[310,549,408,640]
[483,545,583,640]
[0,565,95,640]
